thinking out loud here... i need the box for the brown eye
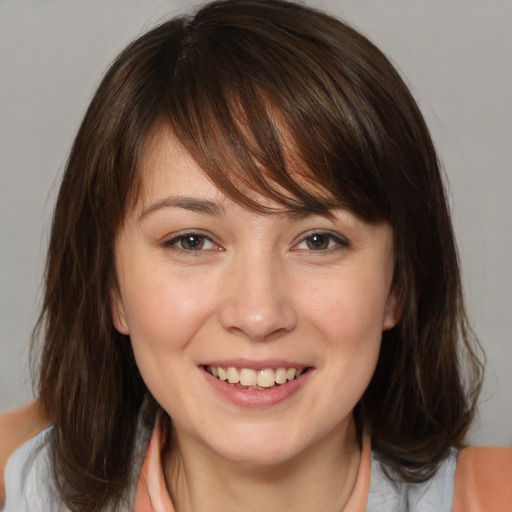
[163,231,220,256]
[164,232,218,254]
[293,231,349,253]
[179,234,205,250]
[306,233,330,250]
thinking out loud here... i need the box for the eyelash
[163,232,219,255]
[162,230,349,256]
[293,231,349,253]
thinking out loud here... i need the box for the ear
[383,285,402,331]
[111,289,130,335]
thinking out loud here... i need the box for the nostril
[223,325,295,343]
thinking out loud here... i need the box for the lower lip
[202,369,312,407]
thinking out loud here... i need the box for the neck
[164,418,361,512]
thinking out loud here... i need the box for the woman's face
[113,127,399,465]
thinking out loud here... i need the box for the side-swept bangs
[161,0,415,224]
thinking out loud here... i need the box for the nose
[218,254,297,342]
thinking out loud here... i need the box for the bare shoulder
[452,445,512,511]
[0,401,49,506]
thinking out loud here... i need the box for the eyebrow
[139,196,225,220]
[139,195,341,222]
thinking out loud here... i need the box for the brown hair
[33,0,483,509]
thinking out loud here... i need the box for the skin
[112,127,399,512]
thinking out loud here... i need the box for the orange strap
[452,446,512,512]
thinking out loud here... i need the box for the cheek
[121,265,222,364]
[307,276,386,414]
[303,271,391,347]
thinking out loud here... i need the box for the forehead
[121,124,394,254]
[139,127,221,204]
[135,123,339,217]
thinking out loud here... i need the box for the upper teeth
[207,366,305,388]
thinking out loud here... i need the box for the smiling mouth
[203,365,308,390]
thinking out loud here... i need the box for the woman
[1,0,510,510]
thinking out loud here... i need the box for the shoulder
[0,403,151,512]
[452,445,512,512]
[0,402,50,507]
[1,425,61,511]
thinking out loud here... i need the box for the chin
[217,443,300,466]
[205,425,309,466]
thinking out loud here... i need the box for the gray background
[1,0,510,446]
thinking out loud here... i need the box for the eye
[164,232,218,253]
[294,231,348,252]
